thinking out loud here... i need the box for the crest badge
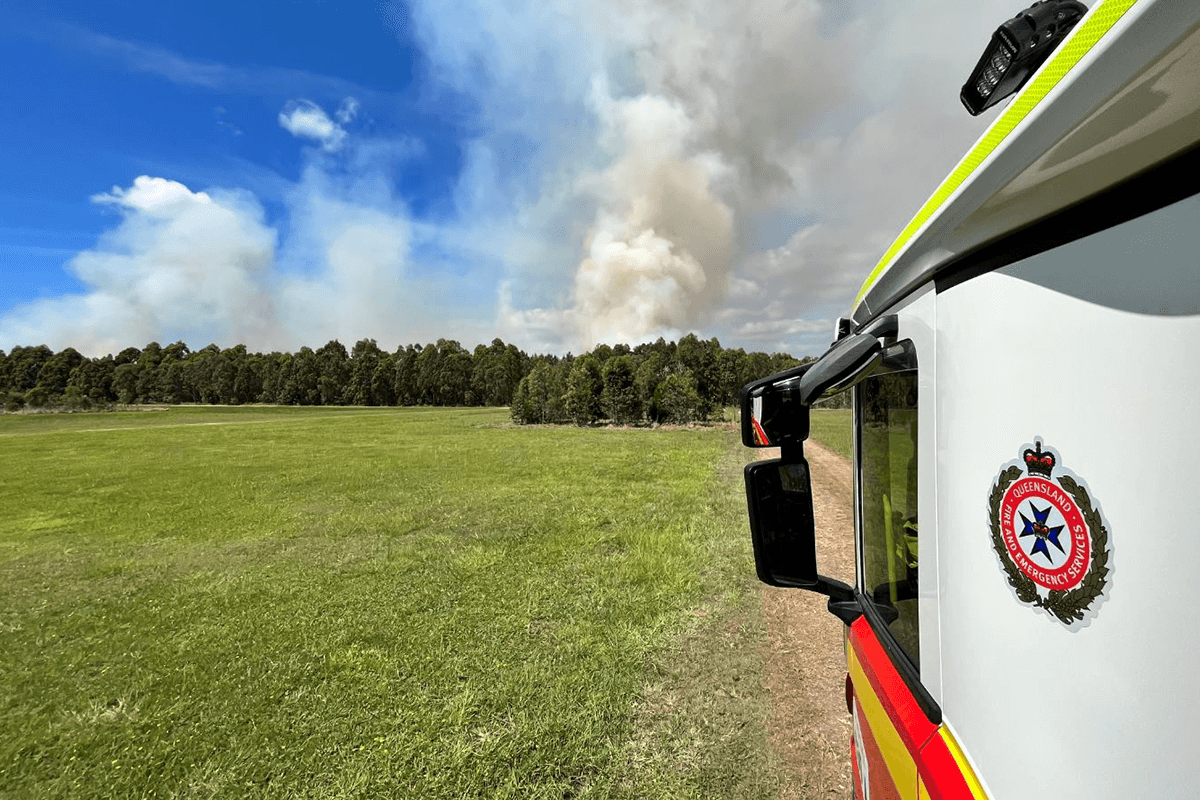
[988,440,1111,625]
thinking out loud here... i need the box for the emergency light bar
[960,0,1088,116]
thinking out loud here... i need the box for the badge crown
[1023,442,1055,477]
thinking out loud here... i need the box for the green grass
[809,409,852,459]
[0,406,779,799]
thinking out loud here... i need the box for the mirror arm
[770,574,854,603]
[862,313,898,340]
[817,577,862,626]
[813,575,854,603]
[797,314,898,405]
[774,575,862,625]
[827,597,864,626]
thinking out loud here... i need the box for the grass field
[0,407,781,799]
[809,409,852,460]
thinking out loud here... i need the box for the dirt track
[759,440,855,799]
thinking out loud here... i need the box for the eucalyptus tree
[316,340,350,405]
[634,352,667,422]
[676,334,720,419]
[658,373,702,424]
[114,347,140,366]
[512,360,568,424]
[564,354,603,425]
[371,353,397,406]
[601,355,640,424]
[69,354,116,403]
[473,338,517,407]
[257,353,288,404]
[112,362,140,404]
[348,339,382,405]
[392,344,420,405]
[35,347,84,396]
[6,345,53,392]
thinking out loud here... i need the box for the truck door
[847,337,936,800]
[845,305,986,800]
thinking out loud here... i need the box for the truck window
[857,349,920,669]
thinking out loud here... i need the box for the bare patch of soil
[759,440,855,799]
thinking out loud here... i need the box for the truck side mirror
[745,458,817,586]
[744,457,853,604]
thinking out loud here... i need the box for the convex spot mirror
[740,364,811,448]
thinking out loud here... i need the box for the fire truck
[740,1,1200,798]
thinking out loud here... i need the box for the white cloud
[273,170,425,347]
[495,282,575,355]
[272,156,491,350]
[68,25,374,101]
[0,138,482,355]
[92,175,213,217]
[214,106,243,136]
[0,178,276,355]
[278,99,347,152]
[336,96,360,124]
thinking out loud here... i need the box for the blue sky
[1,2,465,293]
[0,0,1016,357]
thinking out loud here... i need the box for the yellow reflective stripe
[938,726,990,800]
[853,0,1141,312]
[848,645,918,800]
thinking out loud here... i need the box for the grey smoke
[413,0,1020,354]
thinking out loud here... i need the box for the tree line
[511,337,804,425]
[0,335,804,425]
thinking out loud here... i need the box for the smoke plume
[412,0,1019,354]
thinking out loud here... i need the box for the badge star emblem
[1019,502,1065,563]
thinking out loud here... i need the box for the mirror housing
[745,458,817,587]
[740,364,811,448]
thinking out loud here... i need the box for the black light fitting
[960,0,1088,116]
